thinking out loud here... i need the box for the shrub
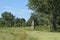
[34,24,49,31]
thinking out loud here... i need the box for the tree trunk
[51,0,57,31]
[31,20,34,29]
[53,15,57,31]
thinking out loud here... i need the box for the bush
[34,24,49,31]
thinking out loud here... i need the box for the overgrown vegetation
[0,0,60,40]
[0,27,60,40]
[0,0,60,32]
[28,0,60,31]
[0,12,26,27]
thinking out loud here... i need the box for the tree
[1,12,15,27]
[30,13,38,26]
[28,0,60,31]
[28,13,38,28]
[2,12,15,21]
[13,18,21,27]
[28,12,48,28]
[13,18,26,27]
[20,18,26,26]
[0,18,5,27]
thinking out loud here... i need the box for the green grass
[0,27,60,40]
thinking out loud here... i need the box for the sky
[0,0,32,21]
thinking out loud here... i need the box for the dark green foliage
[27,12,48,27]
[26,20,31,26]
[35,24,49,31]
[0,18,5,27]
[2,12,15,21]
[4,21,12,27]
[13,18,21,27]
[0,12,26,27]
[20,18,26,27]
[28,0,60,31]
[1,12,15,27]
[13,18,26,27]
[29,13,38,26]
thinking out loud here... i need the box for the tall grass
[0,27,38,40]
[0,27,60,40]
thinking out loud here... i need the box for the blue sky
[0,0,32,21]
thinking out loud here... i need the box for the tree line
[0,12,26,27]
[0,0,60,32]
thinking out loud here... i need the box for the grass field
[0,27,60,40]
